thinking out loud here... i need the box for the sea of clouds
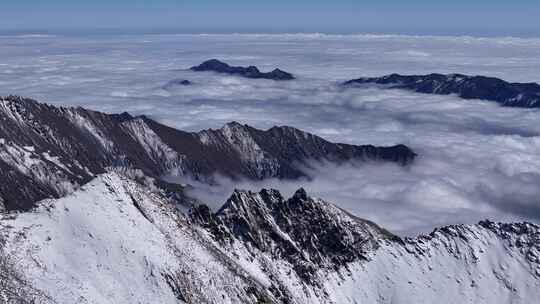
[1,33,540,235]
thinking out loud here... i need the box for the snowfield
[0,174,271,303]
[0,172,538,303]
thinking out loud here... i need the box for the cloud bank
[1,33,540,235]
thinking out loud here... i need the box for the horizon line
[2,30,540,40]
[1,26,540,39]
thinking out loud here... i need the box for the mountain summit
[190,59,295,80]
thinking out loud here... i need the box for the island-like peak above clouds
[190,59,295,80]
[343,73,540,108]
[0,95,415,211]
[162,79,192,90]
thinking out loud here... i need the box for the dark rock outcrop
[190,59,295,80]
[344,73,540,108]
[145,120,417,181]
[162,79,192,90]
[192,188,395,281]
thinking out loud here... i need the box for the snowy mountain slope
[324,221,540,303]
[0,173,276,304]
[196,188,540,303]
[0,96,176,211]
[0,95,415,211]
[0,173,539,303]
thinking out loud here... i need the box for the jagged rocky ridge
[190,59,295,80]
[343,73,540,108]
[1,173,539,303]
[191,187,395,283]
[0,95,415,211]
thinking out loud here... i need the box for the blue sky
[1,0,540,35]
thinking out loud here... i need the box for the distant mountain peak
[343,73,540,108]
[190,59,295,80]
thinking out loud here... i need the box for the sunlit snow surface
[2,173,539,303]
[1,33,540,234]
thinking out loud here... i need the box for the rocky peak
[1,95,36,105]
[191,59,229,71]
[221,121,248,132]
[268,68,295,80]
[190,59,295,80]
[195,188,394,281]
[292,187,308,200]
[110,111,134,123]
[0,96,44,124]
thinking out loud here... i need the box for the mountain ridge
[0,95,416,211]
[190,59,295,80]
[343,73,540,108]
[1,172,538,303]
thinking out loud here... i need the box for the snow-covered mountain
[1,172,538,303]
[343,73,540,108]
[0,95,416,211]
[1,95,538,303]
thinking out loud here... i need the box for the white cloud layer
[1,33,540,235]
